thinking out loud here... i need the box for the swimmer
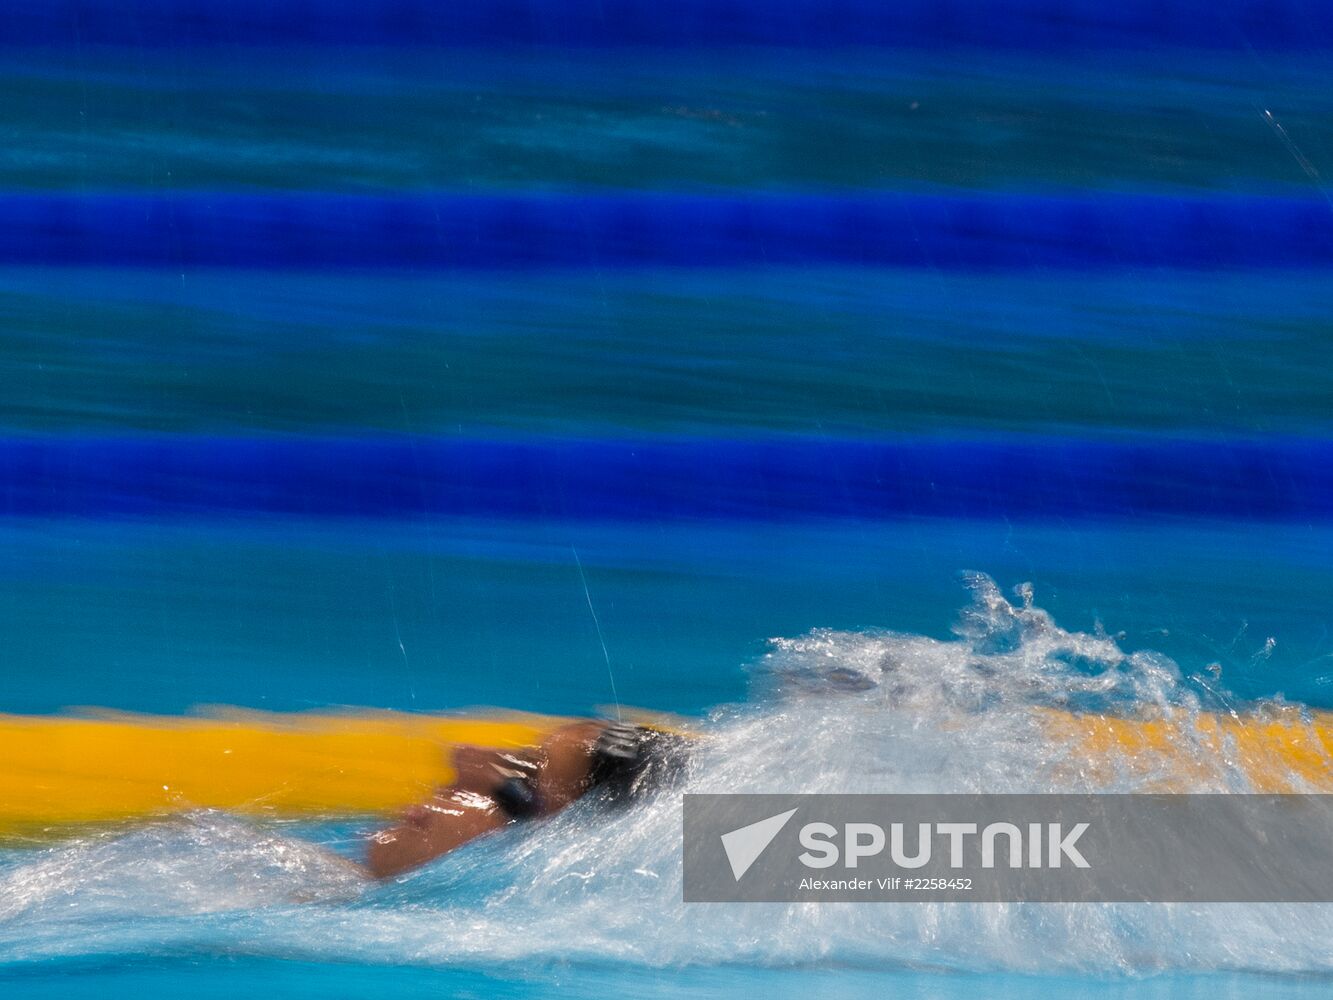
[365,720,682,878]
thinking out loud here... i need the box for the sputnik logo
[719,807,799,880]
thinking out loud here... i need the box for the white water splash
[2,574,1330,974]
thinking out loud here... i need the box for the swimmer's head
[588,723,687,804]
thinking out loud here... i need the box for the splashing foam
[1,574,1329,973]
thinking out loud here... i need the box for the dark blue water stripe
[4,1,1331,49]
[3,194,1333,271]
[1,438,1329,520]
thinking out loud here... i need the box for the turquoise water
[2,11,1333,998]
[2,518,1331,715]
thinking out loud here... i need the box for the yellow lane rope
[0,709,561,840]
[0,707,1327,840]
[1039,707,1333,793]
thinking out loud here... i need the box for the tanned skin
[365,721,607,879]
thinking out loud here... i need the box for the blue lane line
[2,193,1332,271]
[3,1,1331,49]
[1,437,1329,520]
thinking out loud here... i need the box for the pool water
[2,6,1332,997]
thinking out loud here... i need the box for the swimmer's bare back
[365,720,607,879]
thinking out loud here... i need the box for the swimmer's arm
[363,722,603,879]
[365,789,508,879]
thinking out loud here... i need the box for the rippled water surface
[2,5,1332,997]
